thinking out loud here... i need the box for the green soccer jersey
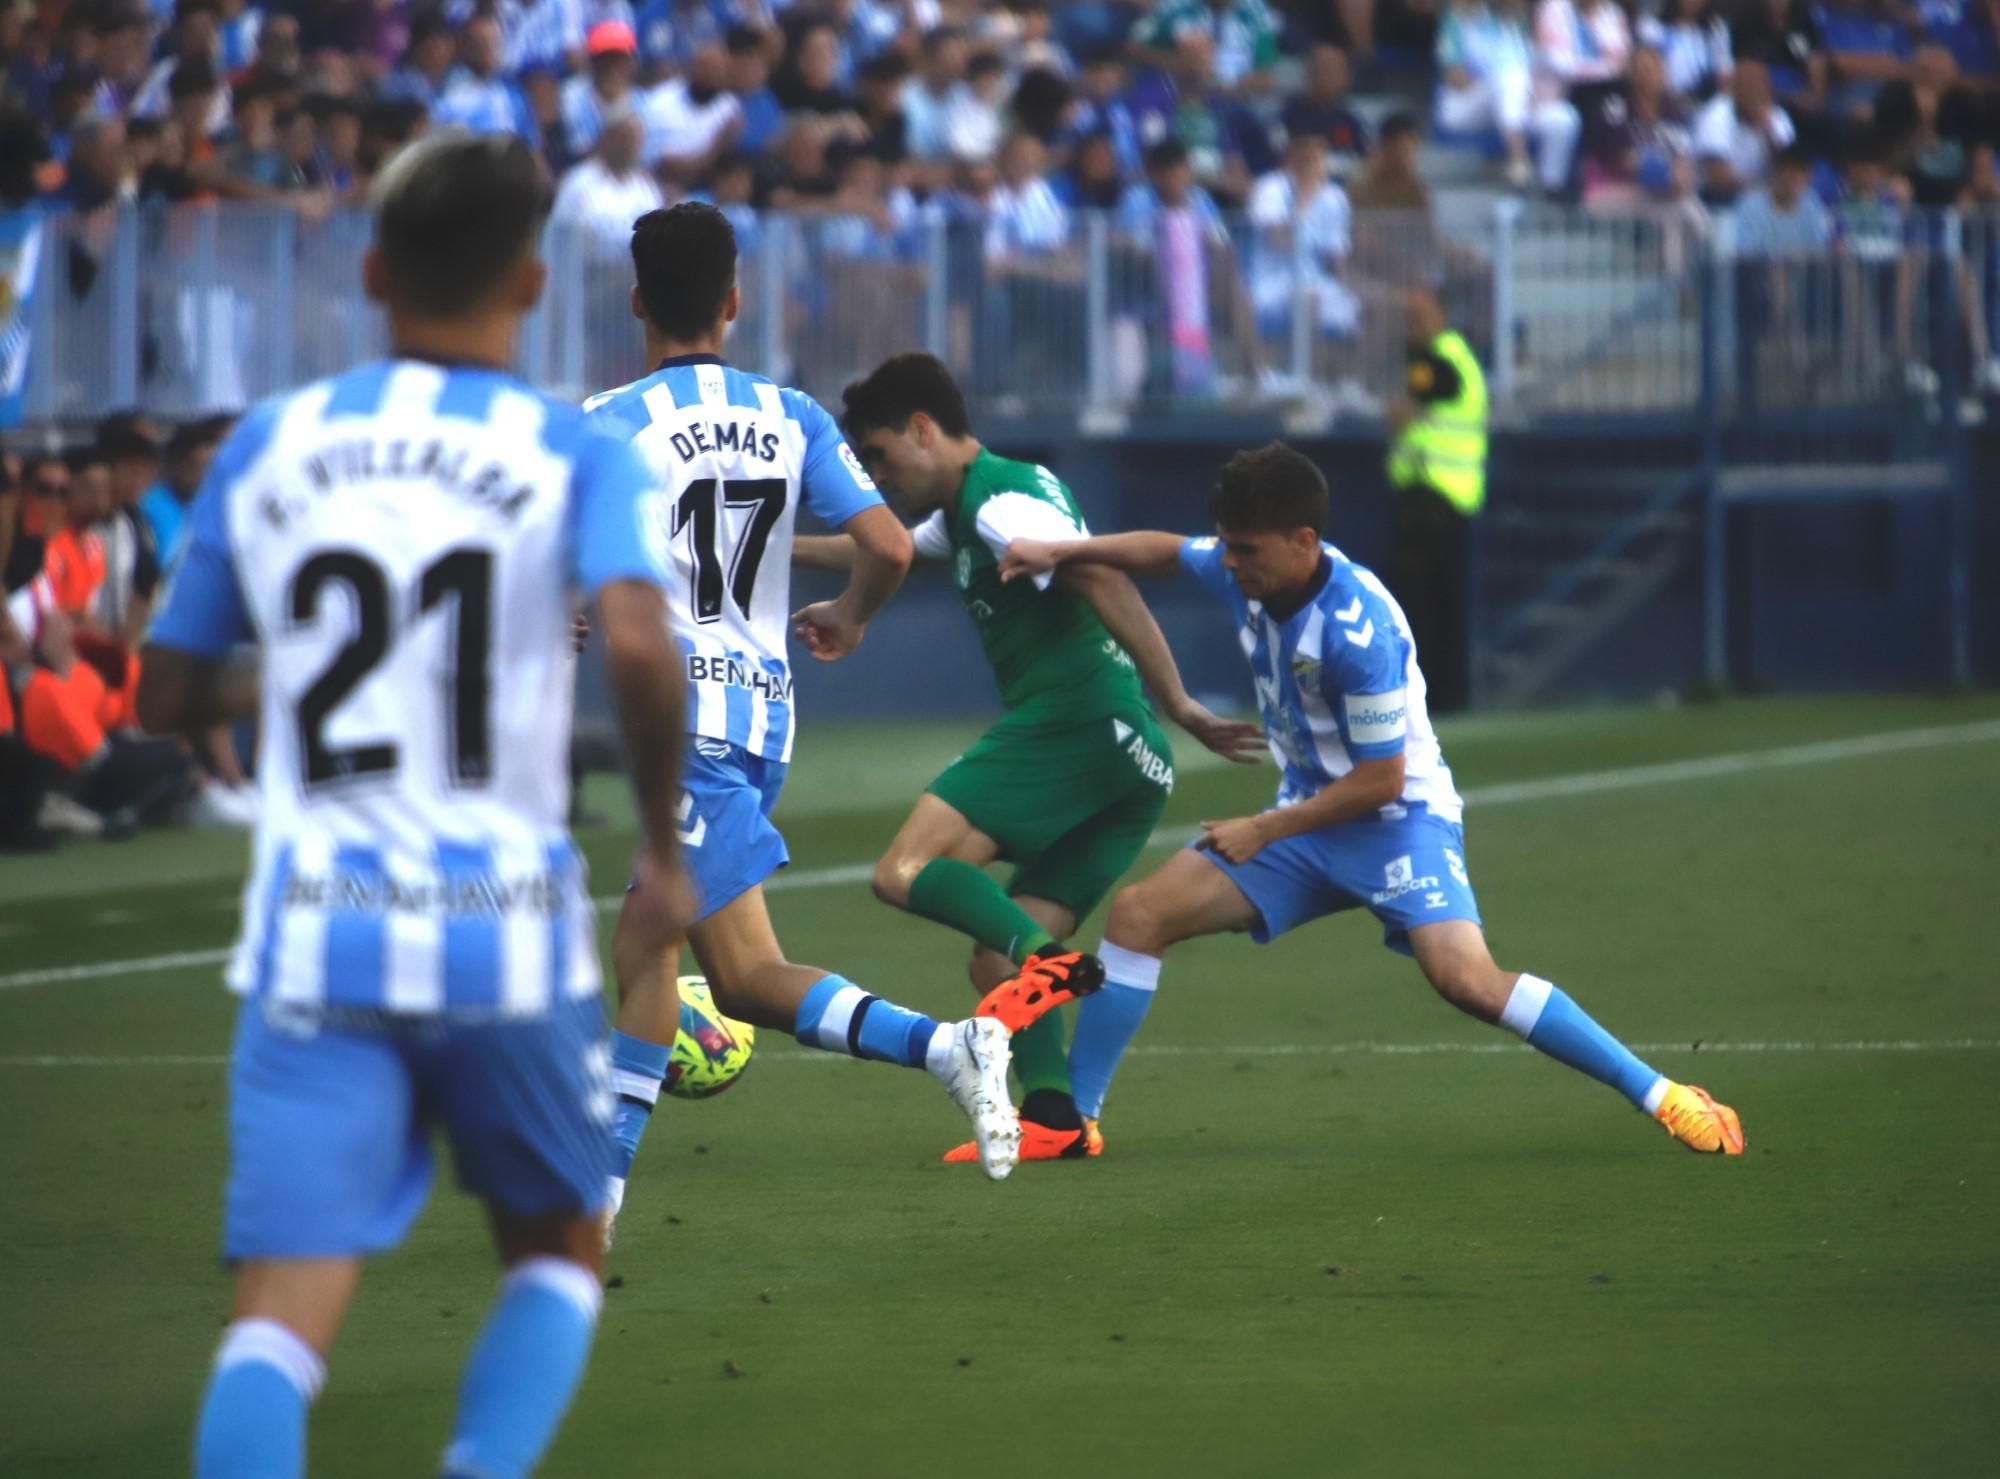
[914,449,1149,719]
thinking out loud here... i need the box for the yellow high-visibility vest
[1387,330,1487,516]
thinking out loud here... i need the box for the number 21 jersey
[582,354,884,763]
[147,360,671,1015]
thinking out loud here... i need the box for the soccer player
[139,134,692,1479]
[805,354,1264,1162]
[583,207,1075,1211]
[998,443,1746,1155]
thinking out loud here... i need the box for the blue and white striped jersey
[1181,537,1462,822]
[148,359,672,1015]
[583,355,883,763]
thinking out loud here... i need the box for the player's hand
[626,850,699,962]
[998,538,1059,583]
[1195,814,1271,864]
[791,599,866,661]
[1170,699,1266,765]
[571,610,591,654]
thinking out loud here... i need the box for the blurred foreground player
[1001,443,1745,1156]
[140,133,694,1479]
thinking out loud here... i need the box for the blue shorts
[1195,807,1482,954]
[645,740,789,924]
[223,994,612,1261]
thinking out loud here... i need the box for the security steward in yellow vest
[1386,288,1486,713]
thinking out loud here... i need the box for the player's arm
[137,459,259,736]
[791,534,855,571]
[788,394,914,661]
[998,530,1188,582]
[597,579,685,866]
[1057,561,1264,764]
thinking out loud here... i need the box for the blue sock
[1068,943,1160,1119]
[1501,975,1665,1111]
[609,1030,672,1178]
[794,975,945,1068]
[440,1258,601,1479]
[194,1319,324,1479]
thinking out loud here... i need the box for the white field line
[3,717,1997,995]
[3,1038,1997,1070]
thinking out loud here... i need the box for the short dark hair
[1771,143,1812,173]
[96,411,157,462]
[1145,138,1189,173]
[372,131,551,316]
[725,24,764,55]
[841,353,971,441]
[1379,111,1420,145]
[169,56,220,101]
[631,203,737,341]
[1212,443,1328,533]
[167,413,232,459]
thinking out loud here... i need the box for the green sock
[906,859,1055,964]
[1010,1010,1073,1098]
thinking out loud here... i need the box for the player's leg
[604,886,685,1211]
[1406,919,1743,1152]
[196,1005,431,1478]
[692,884,1028,1178]
[1068,848,1268,1126]
[948,893,1080,1160]
[427,998,615,1479]
[874,791,1064,965]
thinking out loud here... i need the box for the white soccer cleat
[933,1018,1020,1181]
[601,1175,626,1252]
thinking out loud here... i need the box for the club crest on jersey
[1289,651,1322,689]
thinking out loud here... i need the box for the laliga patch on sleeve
[837,441,877,490]
[1343,690,1408,746]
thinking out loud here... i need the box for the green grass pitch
[2,695,1998,1477]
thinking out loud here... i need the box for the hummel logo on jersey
[1334,596,1363,624]
[1343,620,1375,648]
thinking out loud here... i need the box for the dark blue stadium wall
[583,427,1994,729]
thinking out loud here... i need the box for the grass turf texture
[2,694,1997,1477]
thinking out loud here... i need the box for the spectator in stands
[55,116,134,210]
[770,115,843,204]
[729,24,785,156]
[1436,0,1581,192]
[1131,0,1282,97]
[1534,0,1632,94]
[1054,129,1127,206]
[949,49,1010,161]
[1118,138,1264,394]
[382,15,457,111]
[433,15,533,138]
[1915,0,2000,82]
[91,414,162,650]
[646,40,743,182]
[92,7,152,120]
[522,63,581,171]
[1245,129,1359,373]
[1828,131,1920,393]
[1732,144,1834,406]
[217,0,266,74]
[1010,63,1076,146]
[1695,58,1796,202]
[1130,29,1264,205]
[825,0,904,86]
[1637,0,1733,102]
[563,20,641,155]
[1873,43,1980,207]
[983,130,1083,390]
[1349,110,1431,213]
[314,96,364,194]
[134,0,231,137]
[221,78,287,186]
[773,17,859,116]
[1730,0,1829,125]
[1580,43,1704,254]
[553,103,664,261]
[1279,42,1370,175]
[1374,0,1446,64]
[1816,0,1912,117]
[853,51,911,165]
[904,26,973,162]
[1067,45,1143,177]
[499,0,587,76]
[635,0,733,78]
[139,416,228,572]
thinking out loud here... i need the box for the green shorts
[926,703,1175,920]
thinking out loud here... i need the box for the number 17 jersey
[583,354,884,763]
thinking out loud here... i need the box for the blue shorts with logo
[635,739,789,924]
[1194,806,1481,954]
[223,993,612,1261]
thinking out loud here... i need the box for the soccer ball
[664,975,755,1100]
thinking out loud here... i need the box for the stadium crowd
[6,0,2000,843]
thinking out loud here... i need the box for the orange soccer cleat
[1653,1082,1746,1155]
[944,1114,1102,1164]
[973,950,1106,1034]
